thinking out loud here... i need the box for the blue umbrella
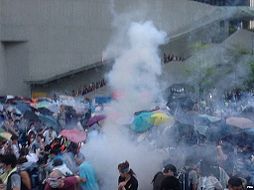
[15,102,32,114]
[194,125,209,136]
[37,107,53,116]
[0,97,6,104]
[131,112,153,133]
[38,114,58,126]
[0,114,4,123]
[243,128,254,135]
[197,114,221,123]
[23,110,39,121]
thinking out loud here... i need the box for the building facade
[0,0,234,97]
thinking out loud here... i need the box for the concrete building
[192,0,254,32]
[0,0,251,97]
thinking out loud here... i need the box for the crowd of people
[116,158,251,190]
[151,162,249,190]
[124,87,253,190]
[163,53,185,64]
[0,96,103,190]
[0,137,100,190]
[164,95,254,188]
[0,92,253,190]
[70,79,107,97]
[120,111,254,190]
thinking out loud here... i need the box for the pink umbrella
[60,129,86,143]
[87,115,106,127]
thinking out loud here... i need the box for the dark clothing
[6,171,21,190]
[152,172,166,190]
[160,176,180,190]
[118,175,138,190]
[7,172,15,190]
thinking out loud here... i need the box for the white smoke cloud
[107,21,167,120]
[82,20,168,190]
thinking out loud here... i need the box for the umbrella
[194,125,209,136]
[5,106,22,115]
[226,116,254,129]
[150,112,172,126]
[47,104,59,113]
[35,101,52,109]
[0,132,12,140]
[38,114,58,126]
[244,127,254,134]
[131,112,153,133]
[60,129,86,143]
[87,115,106,127]
[6,95,14,100]
[23,111,39,121]
[167,96,194,112]
[36,97,52,102]
[240,106,254,119]
[197,114,221,123]
[58,95,76,107]
[0,114,4,123]
[14,102,32,113]
[37,107,53,116]
[0,96,6,104]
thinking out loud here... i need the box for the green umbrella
[131,112,153,133]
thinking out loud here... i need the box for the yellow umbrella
[150,112,173,126]
[0,132,12,140]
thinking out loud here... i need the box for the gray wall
[32,64,111,96]
[161,20,229,59]
[0,43,6,95]
[3,42,30,96]
[0,0,113,81]
[112,0,218,36]
[0,1,5,95]
[0,0,223,96]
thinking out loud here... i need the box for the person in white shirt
[198,160,229,190]
[43,127,57,145]
[52,158,73,176]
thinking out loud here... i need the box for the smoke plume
[82,19,168,190]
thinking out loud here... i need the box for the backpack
[7,171,21,190]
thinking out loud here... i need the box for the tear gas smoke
[106,21,167,121]
[82,19,169,189]
[81,3,254,190]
